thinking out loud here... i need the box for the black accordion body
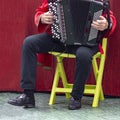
[49,0,104,46]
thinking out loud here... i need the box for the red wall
[0,0,40,91]
[102,0,120,96]
[0,0,120,96]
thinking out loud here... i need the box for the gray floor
[0,92,120,120]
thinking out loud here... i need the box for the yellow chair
[49,38,107,107]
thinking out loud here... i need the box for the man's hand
[91,16,108,31]
[40,12,54,24]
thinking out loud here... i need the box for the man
[8,0,116,110]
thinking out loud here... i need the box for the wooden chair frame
[49,38,107,107]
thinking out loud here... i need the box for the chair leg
[92,53,106,107]
[49,56,71,105]
[92,85,104,107]
[58,57,71,98]
[92,67,104,107]
[92,86,101,107]
[49,65,59,105]
[100,88,104,101]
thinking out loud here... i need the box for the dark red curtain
[0,0,40,91]
[0,0,119,96]
[102,0,120,96]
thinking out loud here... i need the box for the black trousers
[20,32,99,99]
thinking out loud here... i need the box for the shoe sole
[24,104,35,108]
[8,101,23,106]
[68,106,81,110]
[8,101,35,108]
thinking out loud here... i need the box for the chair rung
[56,88,72,93]
[85,85,96,89]
[66,84,96,89]
[66,84,73,87]
[55,87,96,94]
[84,89,95,94]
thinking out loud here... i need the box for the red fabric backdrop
[0,0,120,96]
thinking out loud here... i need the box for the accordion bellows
[49,0,104,46]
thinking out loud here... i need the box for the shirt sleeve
[102,10,116,38]
[34,0,51,33]
[107,10,117,36]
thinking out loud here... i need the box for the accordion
[49,0,104,46]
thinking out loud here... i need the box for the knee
[22,36,33,49]
[76,47,92,63]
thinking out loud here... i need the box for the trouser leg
[20,33,65,89]
[71,46,99,99]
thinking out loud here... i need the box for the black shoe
[68,97,81,110]
[8,94,35,108]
